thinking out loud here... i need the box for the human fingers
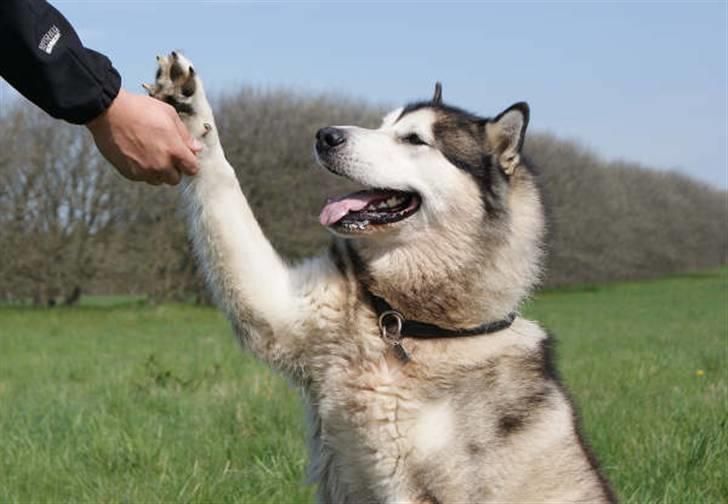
[173,113,203,152]
[161,166,182,186]
[171,136,200,177]
[142,164,180,186]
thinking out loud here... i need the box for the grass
[0,269,726,503]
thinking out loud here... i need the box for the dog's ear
[432,82,443,104]
[486,102,529,175]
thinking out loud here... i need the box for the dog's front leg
[149,53,304,374]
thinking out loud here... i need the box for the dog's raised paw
[144,51,200,116]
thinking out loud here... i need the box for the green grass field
[1,270,725,503]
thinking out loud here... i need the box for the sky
[1,1,726,189]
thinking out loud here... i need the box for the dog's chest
[314,356,454,498]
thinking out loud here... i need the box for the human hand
[86,89,202,185]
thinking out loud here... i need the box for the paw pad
[144,51,198,114]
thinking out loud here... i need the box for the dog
[146,52,615,503]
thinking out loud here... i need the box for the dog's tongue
[319,190,385,226]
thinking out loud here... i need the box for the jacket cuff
[74,62,122,125]
[97,64,122,117]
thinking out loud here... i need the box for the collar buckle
[378,310,412,363]
[378,310,404,343]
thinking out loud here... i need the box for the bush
[0,90,724,302]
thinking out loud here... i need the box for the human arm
[0,0,199,184]
[0,0,119,124]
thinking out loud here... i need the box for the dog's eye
[404,133,428,146]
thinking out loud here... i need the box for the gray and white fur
[146,53,615,503]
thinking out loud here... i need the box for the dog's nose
[316,127,347,150]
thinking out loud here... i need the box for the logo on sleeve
[39,25,62,55]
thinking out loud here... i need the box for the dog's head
[315,85,544,322]
[315,83,530,240]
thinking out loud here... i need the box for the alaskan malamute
[146,52,615,503]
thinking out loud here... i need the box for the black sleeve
[0,0,121,124]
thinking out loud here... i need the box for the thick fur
[148,53,615,503]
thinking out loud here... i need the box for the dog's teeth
[367,196,407,212]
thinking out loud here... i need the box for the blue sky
[2,1,726,188]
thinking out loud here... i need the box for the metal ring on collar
[378,310,404,339]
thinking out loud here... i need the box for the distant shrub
[526,134,726,285]
[0,90,724,303]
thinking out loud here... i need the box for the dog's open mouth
[319,189,421,232]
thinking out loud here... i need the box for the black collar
[367,290,517,340]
